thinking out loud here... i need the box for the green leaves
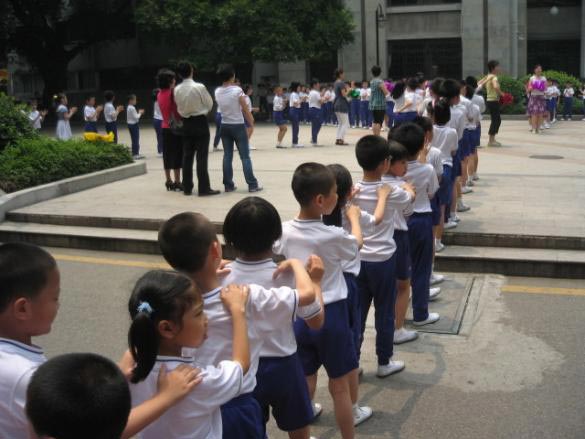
[0,94,38,152]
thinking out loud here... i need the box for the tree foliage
[0,93,38,152]
[135,0,355,69]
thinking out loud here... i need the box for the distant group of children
[2,71,490,437]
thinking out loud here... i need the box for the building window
[387,0,460,6]
[527,0,581,7]
[527,39,581,77]
[387,38,461,80]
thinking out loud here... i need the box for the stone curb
[0,162,147,222]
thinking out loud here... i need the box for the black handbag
[169,92,184,136]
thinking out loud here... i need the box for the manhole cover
[529,155,564,160]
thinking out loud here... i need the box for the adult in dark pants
[478,60,503,147]
[173,61,220,196]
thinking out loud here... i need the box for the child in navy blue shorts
[222,196,325,439]
[273,86,288,149]
[273,163,372,437]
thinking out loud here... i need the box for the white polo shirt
[405,161,439,213]
[104,102,117,122]
[126,105,142,125]
[273,96,285,112]
[28,110,42,129]
[221,259,320,357]
[190,283,298,395]
[465,103,481,130]
[449,105,466,140]
[432,124,458,167]
[341,209,376,275]
[84,105,97,122]
[290,92,301,108]
[131,357,242,439]
[215,85,245,125]
[381,175,411,231]
[308,90,322,109]
[273,219,359,304]
[427,146,444,177]
[353,181,413,262]
[471,93,486,114]
[0,338,46,439]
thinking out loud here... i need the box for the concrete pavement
[34,247,585,439]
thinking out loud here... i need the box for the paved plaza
[28,119,585,239]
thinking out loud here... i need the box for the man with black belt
[174,61,220,196]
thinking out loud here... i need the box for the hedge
[0,93,38,151]
[0,138,133,193]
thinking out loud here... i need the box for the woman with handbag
[156,68,183,191]
[478,60,503,147]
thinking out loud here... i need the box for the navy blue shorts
[463,129,474,157]
[274,111,286,126]
[437,164,453,207]
[393,230,412,280]
[84,121,97,133]
[453,141,463,177]
[343,272,361,358]
[294,298,358,379]
[221,392,265,439]
[254,353,313,432]
[393,111,417,128]
[430,193,441,226]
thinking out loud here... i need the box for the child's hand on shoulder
[157,363,202,403]
[377,184,392,199]
[402,182,416,197]
[216,259,232,277]
[139,109,145,115]
[348,185,360,201]
[117,105,125,112]
[41,110,48,116]
[305,254,324,283]
[70,106,78,113]
[345,204,361,222]
[96,105,104,112]
[273,258,302,279]
[221,284,249,314]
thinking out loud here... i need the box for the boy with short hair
[127,94,145,159]
[26,353,131,439]
[391,124,440,327]
[158,212,319,439]
[352,136,415,377]
[103,90,124,143]
[273,162,371,438]
[28,99,47,130]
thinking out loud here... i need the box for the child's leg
[370,257,397,365]
[328,375,354,439]
[278,126,287,143]
[409,215,434,322]
[395,279,410,329]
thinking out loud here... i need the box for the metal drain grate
[529,155,564,160]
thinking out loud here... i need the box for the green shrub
[498,75,527,114]
[0,137,133,193]
[0,93,38,151]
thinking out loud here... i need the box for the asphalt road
[35,247,585,439]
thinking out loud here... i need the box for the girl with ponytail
[127,270,250,439]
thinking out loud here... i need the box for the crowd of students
[1,66,496,439]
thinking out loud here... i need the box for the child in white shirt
[83,95,103,133]
[104,90,124,143]
[273,86,288,148]
[127,94,145,159]
[27,99,47,130]
[562,82,575,120]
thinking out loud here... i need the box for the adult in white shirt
[174,61,218,197]
[215,64,262,193]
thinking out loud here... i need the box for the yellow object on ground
[83,132,115,142]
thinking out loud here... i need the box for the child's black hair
[391,81,406,100]
[290,81,301,93]
[176,61,194,79]
[104,90,115,102]
[433,98,451,125]
[407,77,419,90]
[223,197,282,256]
[291,162,335,207]
[464,84,475,100]
[217,64,236,83]
[389,122,425,158]
[157,69,175,89]
[430,77,444,96]
[465,76,478,89]
[85,95,95,102]
[158,212,218,273]
[26,353,131,439]
[322,164,353,227]
[439,79,461,100]
[371,65,382,77]
[310,78,320,88]
[413,115,433,134]
[388,140,409,164]
[0,243,56,313]
[355,135,391,171]
[128,270,198,383]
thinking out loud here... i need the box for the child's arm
[115,105,125,117]
[239,95,255,127]
[345,204,364,249]
[401,181,416,200]
[121,364,202,439]
[303,255,325,330]
[373,184,392,225]
[221,284,251,374]
[95,105,104,118]
[272,258,316,306]
[64,107,77,120]
[138,108,145,119]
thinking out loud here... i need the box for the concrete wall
[461,0,485,78]
[277,61,307,87]
[527,7,581,40]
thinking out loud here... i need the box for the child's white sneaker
[413,312,440,326]
[444,220,457,230]
[544,123,551,129]
[292,144,305,148]
[353,405,373,426]
[394,327,418,344]
[457,201,471,212]
[450,213,461,223]
[430,272,445,285]
[429,287,441,301]
[435,241,445,253]
[376,360,405,378]
[312,402,323,419]
[472,174,479,181]
[461,185,473,194]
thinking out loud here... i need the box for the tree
[135,0,354,70]
[1,1,134,104]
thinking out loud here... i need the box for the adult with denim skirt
[215,64,262,193]
[173,61,220,197]
[333,68,350,145]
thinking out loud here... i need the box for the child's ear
[210,240,222,262]
[315,194,324,209]
[12,297,32,321]
[158,320,178,340]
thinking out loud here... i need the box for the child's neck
[238,250,273,262]
[298,206,322,221]
[158,339,182,357]
[362,170,382,182]
[0,322,32,345]
[191,268,220,294]
[385,170,398,178]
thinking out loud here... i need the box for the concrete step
[1,221,584,278]
[6,211,585,251]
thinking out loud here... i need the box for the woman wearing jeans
[214,64,262,193]
[478,60,503,146]
[333,68,350,145]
